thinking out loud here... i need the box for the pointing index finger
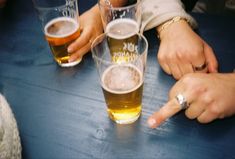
[147,98,182,128]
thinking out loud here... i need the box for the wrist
[90,4,102,20]
[156,16,189,40]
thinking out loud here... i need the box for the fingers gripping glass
[33,0,82,67]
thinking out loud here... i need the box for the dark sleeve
[181,0,198,11]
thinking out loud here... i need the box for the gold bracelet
[157,16,187,39]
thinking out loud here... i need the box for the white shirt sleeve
[140,0,198,33]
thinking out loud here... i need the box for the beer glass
[98,0,141,33]
[91,33,148,124]
[99,0,141,62]
[33,0,81,67]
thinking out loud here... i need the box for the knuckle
[188,51,204,62]
[180,74,206,94]
[202,95,214,106]
[157,53,165,62]
[207,105,220,116]
[194,85,207,96]
[175,50,186,60]
[167,53,176,61]
[173,72,181,80]
[176,51,185,59]
[180,74,194,85]
[185,110,196,120]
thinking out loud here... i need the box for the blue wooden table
[0,0,235,158]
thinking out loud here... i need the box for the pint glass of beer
[98,0,141,32]
[99,0,141,62]
[91,33,148,124]
[33,0,81,67]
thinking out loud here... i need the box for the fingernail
[211,68,218,73]
[147,118,157,128]
[68,57,74,63]
[67,47,73,53]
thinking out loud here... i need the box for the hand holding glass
[33,0,81,67]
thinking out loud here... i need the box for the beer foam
[106,18,139,39]
[101,64,143,94]
[44,17,79,38]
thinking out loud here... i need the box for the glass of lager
[98,0,141,33]
[33,0,81,67]
[99,0,142,63]
[91,33,148,124]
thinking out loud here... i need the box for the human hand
[157,19,218,80]
[147,73,235,128]
[68,4,103,62]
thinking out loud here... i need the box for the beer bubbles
[102,64,142,93]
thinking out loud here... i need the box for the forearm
[141,0,197,32]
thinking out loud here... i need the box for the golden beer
[44,17,81,67]
[106,18,139,63]
[101,64,143,124]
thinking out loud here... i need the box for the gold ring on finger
[193,62,207,71]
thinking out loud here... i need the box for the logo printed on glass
[59,0,77,18]
[112,41,138,63]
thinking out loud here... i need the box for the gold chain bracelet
[157,16,187,39]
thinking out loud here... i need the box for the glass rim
[91,32,148,65]
[32,0,77,11]
[98,0,141,11]
[33,4,65,11]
